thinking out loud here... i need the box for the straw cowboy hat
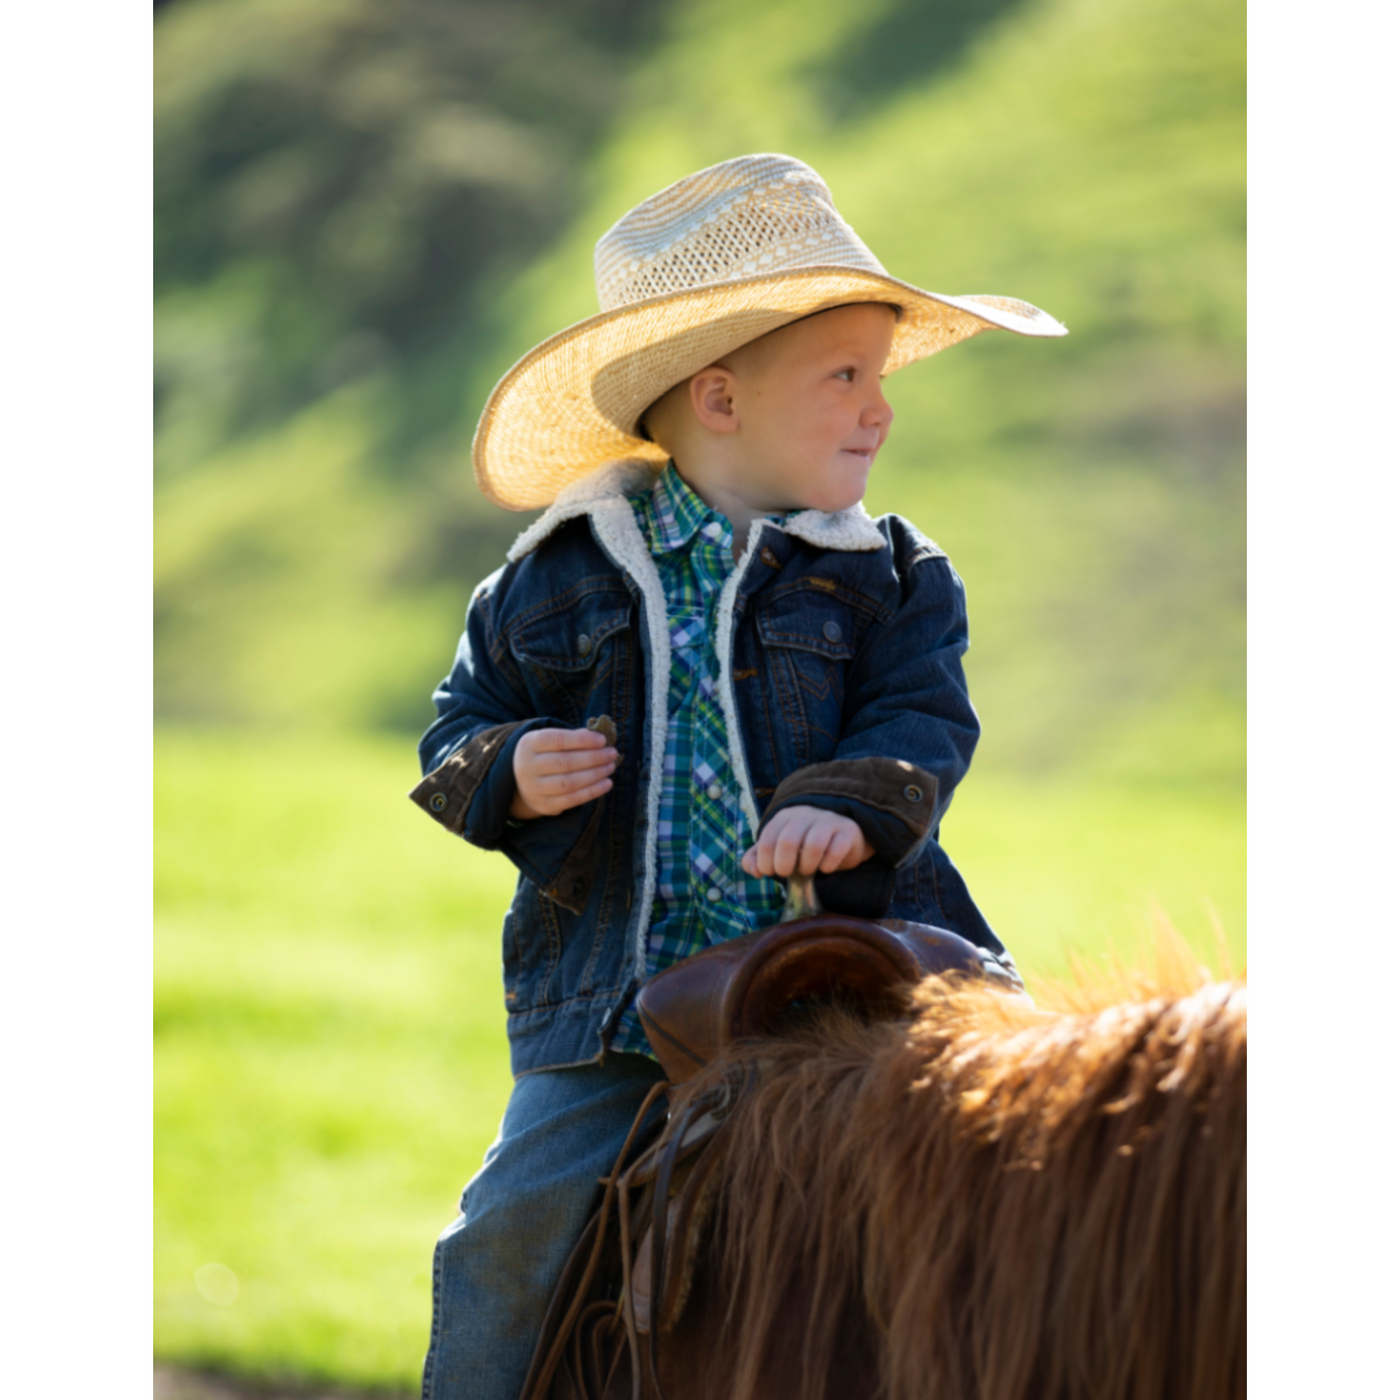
[473,153,1067,511]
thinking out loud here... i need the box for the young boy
[409,154,1064,1398]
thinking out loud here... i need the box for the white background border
[1248,1,1397,1393]
[5,3,152,1393]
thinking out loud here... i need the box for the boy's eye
[836,367,856,381]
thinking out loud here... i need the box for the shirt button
[822,620,842,643]
[577,633,593,656]
[706,783,722,800]
[705,886,722,903]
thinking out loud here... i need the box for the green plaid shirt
[610,463,788,1057]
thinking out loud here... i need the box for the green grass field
[154,727,1244,1389]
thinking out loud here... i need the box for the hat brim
[472,266,1067,511]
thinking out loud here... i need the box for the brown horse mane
[691,936,1247,1400]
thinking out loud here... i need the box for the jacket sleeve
[407,570,600,910]
[759,541,979,915]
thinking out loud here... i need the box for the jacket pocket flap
[755,594,855,661]
[510,599,633,671]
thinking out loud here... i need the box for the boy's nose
[864,386,894,433]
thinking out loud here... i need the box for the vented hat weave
[474,153,1067,510]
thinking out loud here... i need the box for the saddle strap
[647,1064,752,1399]
[519,1065,758,1400]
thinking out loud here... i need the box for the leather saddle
[519,878,1022,1399]
[637,873,1023,1083]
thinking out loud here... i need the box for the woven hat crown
[593,155,888,313]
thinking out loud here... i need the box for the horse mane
[694,940,1247,1400]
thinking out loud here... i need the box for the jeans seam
[422,1228,447,1399]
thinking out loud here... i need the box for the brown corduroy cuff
[408,720,530,836]
[761,757,940,867]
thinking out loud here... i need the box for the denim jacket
[411,461,1011,1075]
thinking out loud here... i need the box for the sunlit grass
[154,727,1243,1387]
[943,772,1245,991]
[156,729,516,1387]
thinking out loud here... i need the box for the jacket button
[429,793,448,812]
[903,784,923,803]
[822,620,842,643]
[577,633,593,656]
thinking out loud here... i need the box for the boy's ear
[690,367,740,435]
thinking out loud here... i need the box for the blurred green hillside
[155,0,1244,781]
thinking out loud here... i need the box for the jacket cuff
[761,757,940,868]
[812,863,898,920]
[409,719,605,915]
[409,720,532,839]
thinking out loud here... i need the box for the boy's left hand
[741,805,874,879]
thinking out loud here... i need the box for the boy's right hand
[510,728,618,821]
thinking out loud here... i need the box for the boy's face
[722,302,897,514]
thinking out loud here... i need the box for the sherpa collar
[506,458,887,562]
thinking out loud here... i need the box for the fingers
[513,727,619,818]
[519,727,611,757]
[535,762,617,799]
[537,772,615,814]
[530,746,618,780]
[513,771,614,818]
[742,810,795,878]
[740,806,872,879]
[510,774,613,821]
[816,823,857,874]
[775,815,818,876]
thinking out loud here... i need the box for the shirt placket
[610,467,785,1056]
[688,521,742,937]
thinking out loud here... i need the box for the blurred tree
[155,0,665,478]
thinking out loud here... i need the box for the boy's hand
[510,728,618,820]
[741,805,873,879]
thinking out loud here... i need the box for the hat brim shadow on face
[472,265,1066,512]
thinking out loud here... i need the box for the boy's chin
[797,480,868,515]
[798,493,864,514]
[758,465,868,515]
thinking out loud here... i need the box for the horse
[526,938,1246,1400]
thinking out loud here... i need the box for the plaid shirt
[610,464,788,1056]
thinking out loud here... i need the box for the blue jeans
[422,1052,668,1400]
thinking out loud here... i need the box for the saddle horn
[637,873,1022,1084]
